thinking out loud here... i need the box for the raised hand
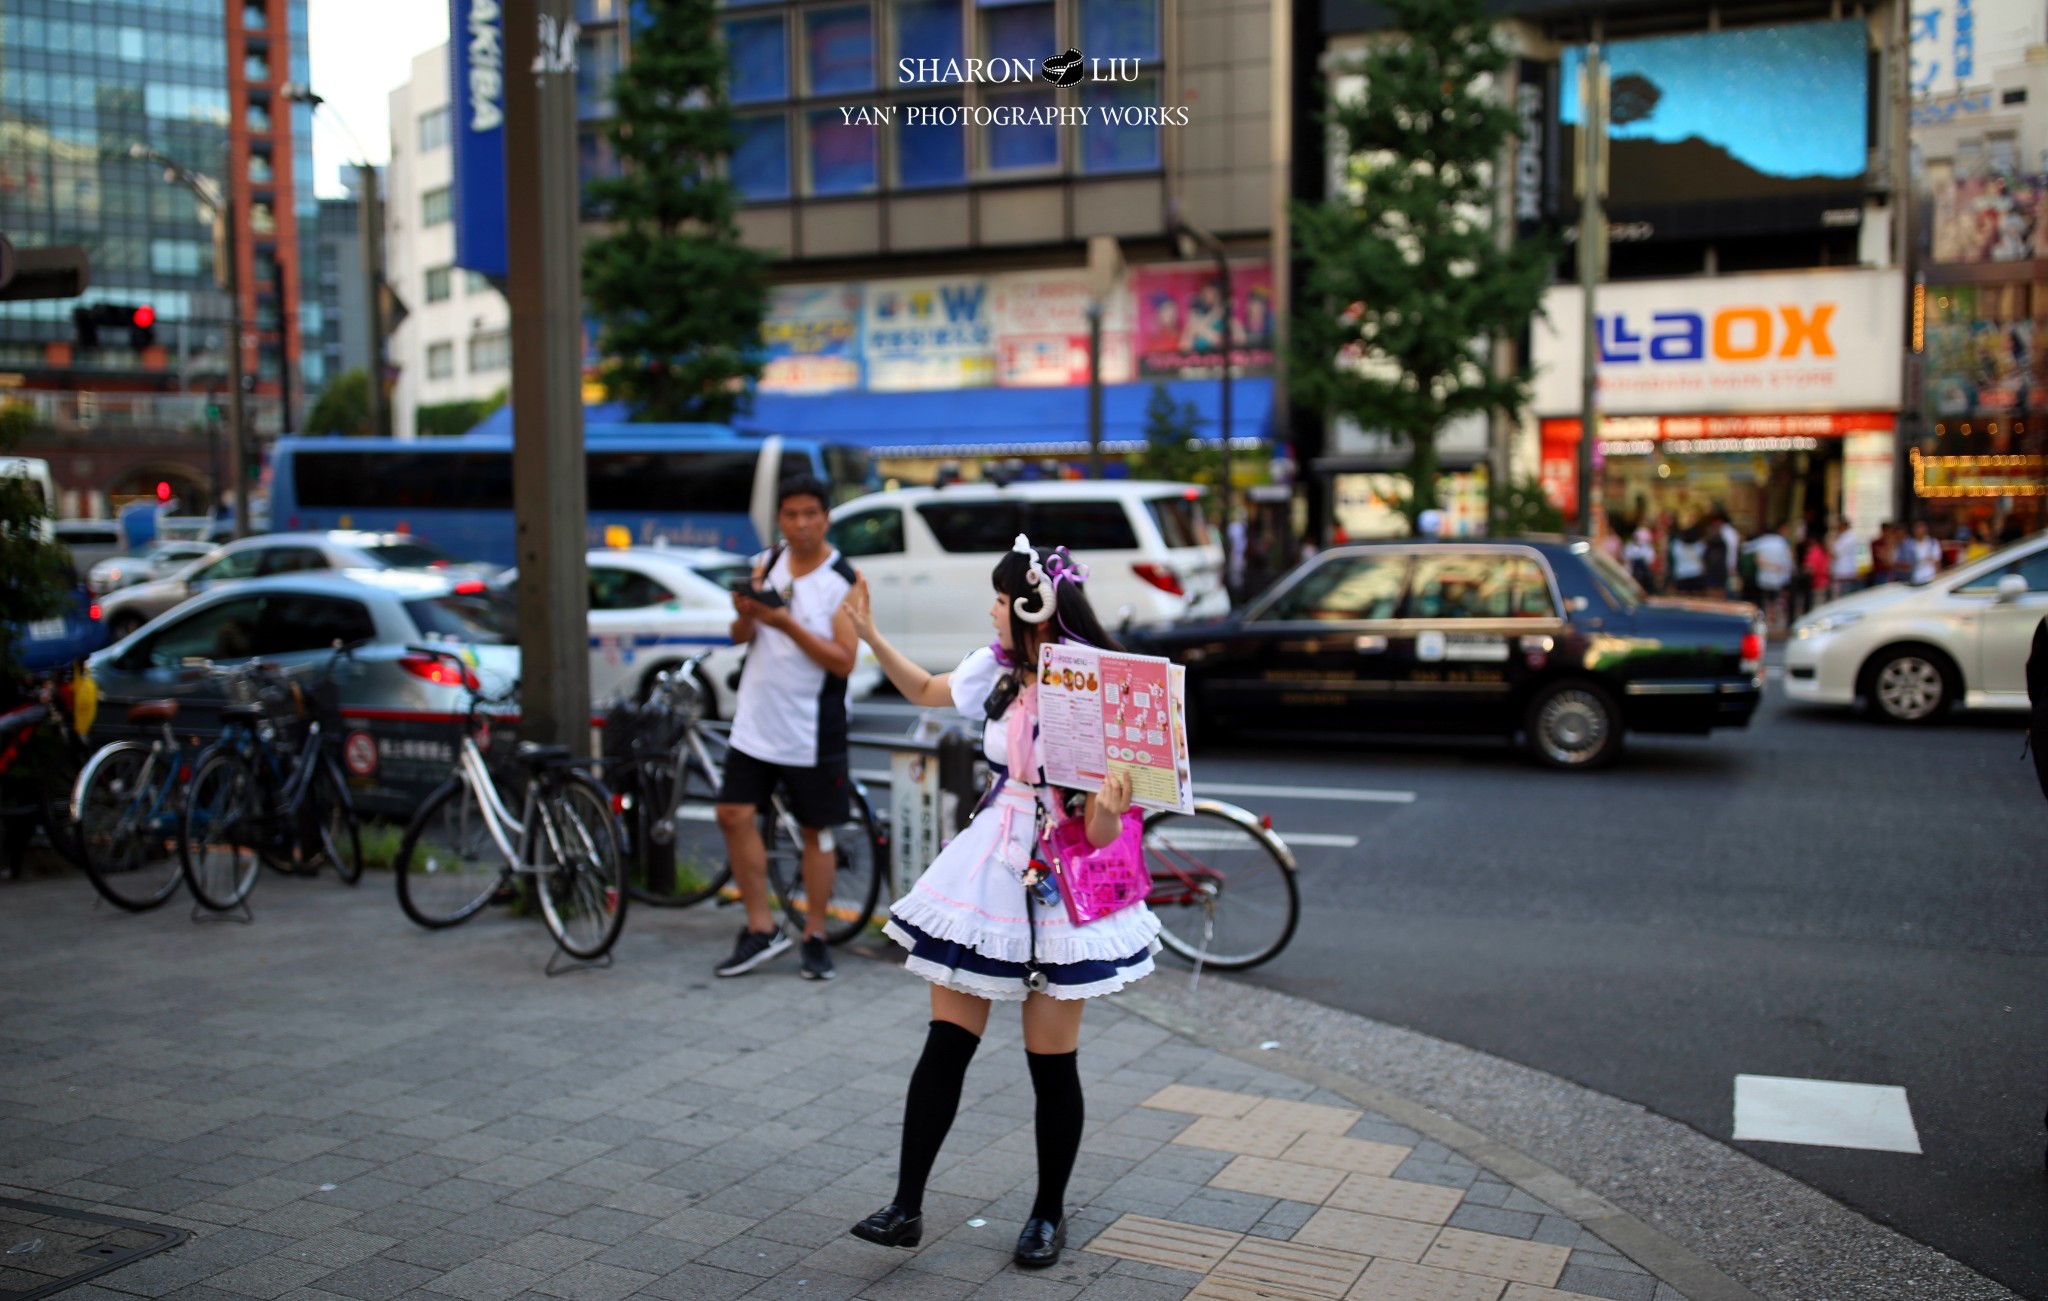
[841,574,876,642]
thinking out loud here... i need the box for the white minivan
[828,480,1227,670]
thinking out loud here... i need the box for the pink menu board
[1036,643,1192,814]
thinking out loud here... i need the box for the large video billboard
[1559,20,1870,239]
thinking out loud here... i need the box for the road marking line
[1200,782,1416,805]
[1155,828,1361,849]
[852,770,1414,808]
[1732,1075,1921,1154]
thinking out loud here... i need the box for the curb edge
[1114,987,1767,1301]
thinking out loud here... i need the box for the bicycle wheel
[396,776,511,928]
[180,749,261,911]
[1142,804,1300,971]
[310,756,363,885]
[74,742,184,911]
[623,757,731,907]
[533,769,628,960]
[767,783,884,946]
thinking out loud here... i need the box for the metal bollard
[936,727,979,837]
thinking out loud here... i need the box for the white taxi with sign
[503,547,880,716]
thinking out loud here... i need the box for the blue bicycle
[71,697,199,911]
[178,648,363,913]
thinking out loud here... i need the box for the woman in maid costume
[838,535,1160,1269]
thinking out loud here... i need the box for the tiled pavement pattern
[0,875,1690,1300]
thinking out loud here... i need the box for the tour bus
[268,423,876,568]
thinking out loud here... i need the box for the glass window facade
[427,341,455,378]
[807,108,877,195]
[422,187,452,226]
[724,15,789,104]
[1080,77,1159,173]
[805,5,875,94]
[894,0,963,71]
[897,98,965,188]
[733,114,792,200]
[418,106,450,152]
[425,267,453,303]
[469,330,510,373]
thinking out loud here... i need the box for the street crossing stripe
[1732,1074,1922,1154]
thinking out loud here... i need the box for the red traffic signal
[155,481,172,503]
[132,305,155,329]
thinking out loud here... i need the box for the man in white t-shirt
[1742,524,1793,623]
[1902,520,1944,585]
[714,477,859,982]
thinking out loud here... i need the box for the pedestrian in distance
[1622,521,1657,591]
[1795,531,1829,622]
[1670,524,1707,595]
[713,476,860,982]
[839,535,1155,1270]
[1901,519,1945,585]
[1743,523,1794,633]
[1828,519,1864,602]
[1716,509,1744,601]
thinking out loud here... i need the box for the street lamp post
[132,143,248,539]
[281,86,384,439]
[1171,208,1234,601]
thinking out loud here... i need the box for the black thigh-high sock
[892,1020,981,1215]
[1027,1049,1084,1224]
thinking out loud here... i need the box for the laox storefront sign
[1533,269,1904,415]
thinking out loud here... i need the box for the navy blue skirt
[883,914,1156,1002]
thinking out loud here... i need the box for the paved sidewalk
[0,876,1779,1300]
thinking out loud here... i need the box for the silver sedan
[98,530,498,642]
[88,570,519,818]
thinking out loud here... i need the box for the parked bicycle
[603,655,884,945]
[393,645,628,962]
[71,697,201,911]
[1141,799,1301,972]
[178,646,364,912]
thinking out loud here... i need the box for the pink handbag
[1039,809,1150,927]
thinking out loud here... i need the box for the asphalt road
[851,677,2048,1298]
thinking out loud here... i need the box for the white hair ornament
[1012,534,1056,624]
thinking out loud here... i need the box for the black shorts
[717,747,851,830]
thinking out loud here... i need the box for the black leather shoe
[850,1203,922,1248]
[1013,1216,1065,1268]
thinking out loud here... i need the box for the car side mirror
[1997,573,2028,601]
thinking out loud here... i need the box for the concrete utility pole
[358,162,385,439]
[1575,44,1608,539]
[504,0,592,751]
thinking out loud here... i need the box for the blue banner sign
[450,0,509,278]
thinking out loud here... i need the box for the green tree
[303,368,372,436]
[418,389,507,438]
[583,0,769,423]
[0,404,73,682]
[1132,383,1209,487]
[1290,0,1558,514]
[1489,475,1565,535]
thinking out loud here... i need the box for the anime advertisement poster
[760,284,864,393]
[1131,262,1276,379]
[862,277,996,392]
[1928,163,2048,265]
[988,271,1134,388]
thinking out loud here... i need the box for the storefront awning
[734,379,1276,457]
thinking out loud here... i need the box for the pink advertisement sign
[1131,261,1275,379]
[989,271,1134,388]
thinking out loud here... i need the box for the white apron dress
[882,646,1161,1001]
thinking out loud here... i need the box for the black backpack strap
[831,554,857,586]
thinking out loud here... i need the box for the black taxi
[1125,538,1764,769]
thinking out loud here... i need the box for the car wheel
[107,611,144,641]
[1524,679,1624,771]
[1863,646,1955,724]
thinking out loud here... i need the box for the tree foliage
[0,404,73,682]
[303,368,372,436]
[582,0,769,423]
[1290,0,1558,513]
[1132,383,1209,487]
[418,389,507,439]
[1489,474,1566,536]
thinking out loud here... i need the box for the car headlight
[1794,610,1864,640]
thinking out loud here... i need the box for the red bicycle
[1142,799,1299,971]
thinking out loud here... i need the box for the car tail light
[611,792,627,815]
[1133,563,1184,596]
[1740,628,1764,674]
[398,653,479,692]
[453,580,487,595]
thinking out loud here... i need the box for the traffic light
[70,303,157,351]
[155,481,172,503]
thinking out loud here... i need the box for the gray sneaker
[716,926,791,977]
[800,936,835,981]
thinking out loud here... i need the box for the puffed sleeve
[948,645,1001,721]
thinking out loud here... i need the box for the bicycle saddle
[127,699,180,724]
[514,741,573,768]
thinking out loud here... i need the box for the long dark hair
[992,547,1125,659]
